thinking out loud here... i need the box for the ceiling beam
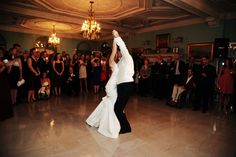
[162,0,219,18]
[0,4,133,33]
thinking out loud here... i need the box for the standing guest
[63,53,71,77]
[85,54,93,91]
[186,56,198,75]
[0,48,14,121]
[66,66,76,96]
[7,47,23,105]
[38,51,49,75]
[71,54,80,95]
[151,56,166,99]
[79,54,88,93]
[21,50,30,102]
[170,54,186,85]
[113,30,134,134]
[13,43,21,56]
[100,58,108,92]
[27,48,40,103]
[139,58,151,96]
[62,53,71,94]
[217,58,234,114]
[52,53,64,96]
[164,56,173,99]
[194,56,216,113]
[91,57,101,94]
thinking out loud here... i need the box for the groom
[113,30,134,134]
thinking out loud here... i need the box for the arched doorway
[77,41,91,53]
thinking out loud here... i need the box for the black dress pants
[114,82,133,132]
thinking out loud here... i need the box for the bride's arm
[109,41,117,67]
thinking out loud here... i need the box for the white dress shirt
[114,37,134,84]
[185,75,193,85]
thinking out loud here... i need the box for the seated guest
[168,68,195,104]
[38,72,51,99]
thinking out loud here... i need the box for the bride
[86,40,120,138]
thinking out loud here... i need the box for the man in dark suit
[194,56,216,113]
[37,51,49,75]
[168,68,195,104]
[170,54,186,85]
[186,56,198,76]
[151,56,167,99]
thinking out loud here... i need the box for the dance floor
[0,93,236,157]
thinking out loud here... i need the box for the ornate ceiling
[0,0,235,40]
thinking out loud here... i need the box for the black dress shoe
[119,129,131,134]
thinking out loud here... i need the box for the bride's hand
[112,30,119,38]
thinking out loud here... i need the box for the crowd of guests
[0,44,112,112]
[0,43,235,120]
[135,54,235,114]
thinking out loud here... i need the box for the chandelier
[81,1,101,40]
[48,25,60,45]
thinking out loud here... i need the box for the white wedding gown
[86,62,120,138]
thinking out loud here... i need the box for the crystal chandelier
[81,1,101,40]
[48,25,60,45]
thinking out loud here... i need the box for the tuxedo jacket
[170,60,186,76]
[179,76,195,91]
[37,57,49,73]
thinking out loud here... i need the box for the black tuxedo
[179,75,195,91]
[37,57,49,73]
[151,61,167,98]
[170,60,186,84]
[194,64,216,112]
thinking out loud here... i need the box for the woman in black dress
[7,47,23,105]
[0,48,14,120]
[27,48,40,103]
[52,53,64,96]
[70,54,80,95]
[91,57,101,94]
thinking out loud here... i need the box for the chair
[177,88,195,108]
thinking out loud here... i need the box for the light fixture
[35,41,45,48]
[48,25,60,45]
[81,1,101,40]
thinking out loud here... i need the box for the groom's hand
[112,30,119,38]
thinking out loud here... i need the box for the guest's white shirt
[114,37,134,84]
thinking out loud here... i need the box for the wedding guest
[7,47,23,105]
[71,54,80,95]
[79,54,88,93]
[139,58,151,96]
[0,48,14,120]
[52,53,64,96]
[168,68,195,106]
[217,58,234,114]
[91,57,101,94]
[38,72,51,99]
[66,66,76,95]
[194,56,216,113]
[27,48,40,103]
